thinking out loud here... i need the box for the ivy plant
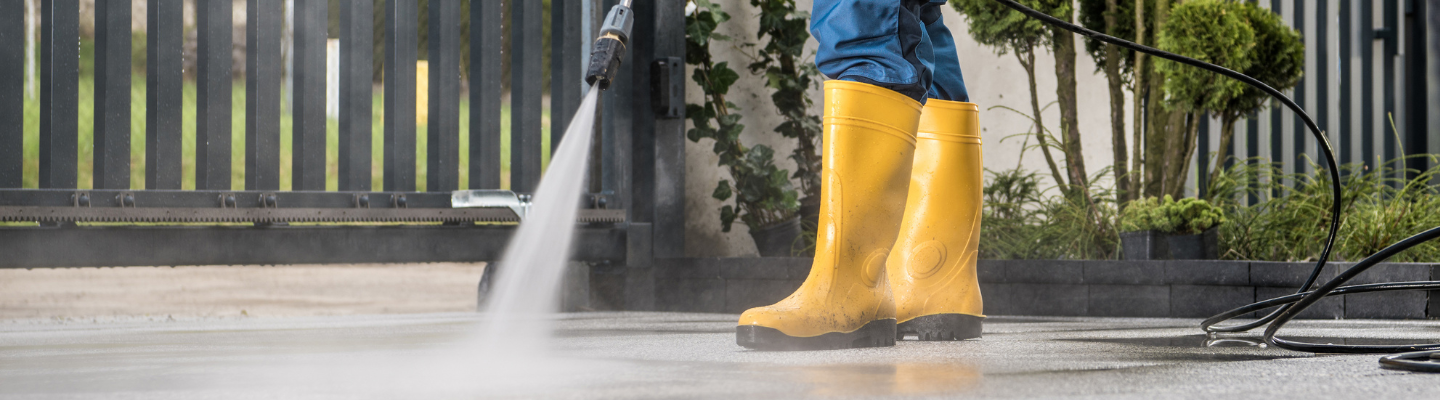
[685,0,799,232]
[746,0,822,204]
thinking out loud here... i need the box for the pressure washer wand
[585,0,635,91]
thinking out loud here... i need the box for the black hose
[991,0,1440,371]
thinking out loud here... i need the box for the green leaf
[709,62,740,95]
[712,180,733,201]
[720,205,737,232]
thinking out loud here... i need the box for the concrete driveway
[3,312,1438,399]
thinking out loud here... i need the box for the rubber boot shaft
[736,81,921,350]
[887,98,985,341]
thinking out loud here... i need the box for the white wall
[684,0,1130,257]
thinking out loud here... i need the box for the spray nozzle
[585,1,635,91]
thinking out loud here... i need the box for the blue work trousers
[812,0,969,104]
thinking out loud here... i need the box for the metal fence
[1193,0,1436,198]
[0,0,687,276]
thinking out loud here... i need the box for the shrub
[1119,195,1225,235]
[980,169,1047,259]
[981,168,1119,260]
[1214,155,1440,262]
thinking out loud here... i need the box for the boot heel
[897,314,983,341]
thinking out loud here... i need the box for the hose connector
[585,1,634,91]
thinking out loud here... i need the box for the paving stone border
[652,258,1440,319]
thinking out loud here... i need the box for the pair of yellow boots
[736,81,984,350]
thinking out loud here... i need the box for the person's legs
[812,0,947,103]
[737,0,944,350]
[737,0,983,349]
[886,2,984,341]
[887,98,985,341]
[918,2,970,102]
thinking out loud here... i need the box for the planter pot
[798,197,821,228]
[1120,230,1169,260]
[1167,227,1219,260]
[749,217,802,257]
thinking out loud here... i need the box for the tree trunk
[1018,49,1069,192]
[1208,114,1239,191]
[1052,13,1089,196]
[1143,90,1169,198]
[1144,0,1186,199]
[1163,112,1200,199]
[1104,0,1130,203]
[1129,0,1147,202]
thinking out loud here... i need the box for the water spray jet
[459,0,638,359]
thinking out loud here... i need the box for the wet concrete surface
[2,312,1439,399]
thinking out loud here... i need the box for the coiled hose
[992,0,1440,372]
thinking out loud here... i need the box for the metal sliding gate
[0,0,687,302]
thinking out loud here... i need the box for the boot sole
[736,319,897,351]
[897,314,983,341]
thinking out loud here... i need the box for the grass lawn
[19,73,550,192]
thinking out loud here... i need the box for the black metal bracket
[650,56,684,119]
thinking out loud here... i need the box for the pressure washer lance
[585,0,635,91]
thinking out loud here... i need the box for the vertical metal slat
[1314,0,1329,168]
[1269,0,1284,182]
[94,0,132,190]
[339,0,374,191]
[629,0,657,222]
[384,0,418,192]
[247,0,283,191]
[146,0,183,190]
[1197,114,1210,196]
[1382,0,1397,166]
[1402,0,1429,176]
[653,0,688,258]
[601,0,632,212]
[426,0,460,192]
[469,0,502,190]
[1339,0,1352,166]
[1292,0,1308,177]
[40,0,79,189]
[550,0,581,154]
[0,2,20,188]
[292,0,328,191]
[1360,0,1375,166]
[1246,116,1259,205]
[196,0,232,190]
[512,0,544,193]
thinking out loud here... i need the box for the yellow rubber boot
[736,80,921,350]
[886,99,985,341]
